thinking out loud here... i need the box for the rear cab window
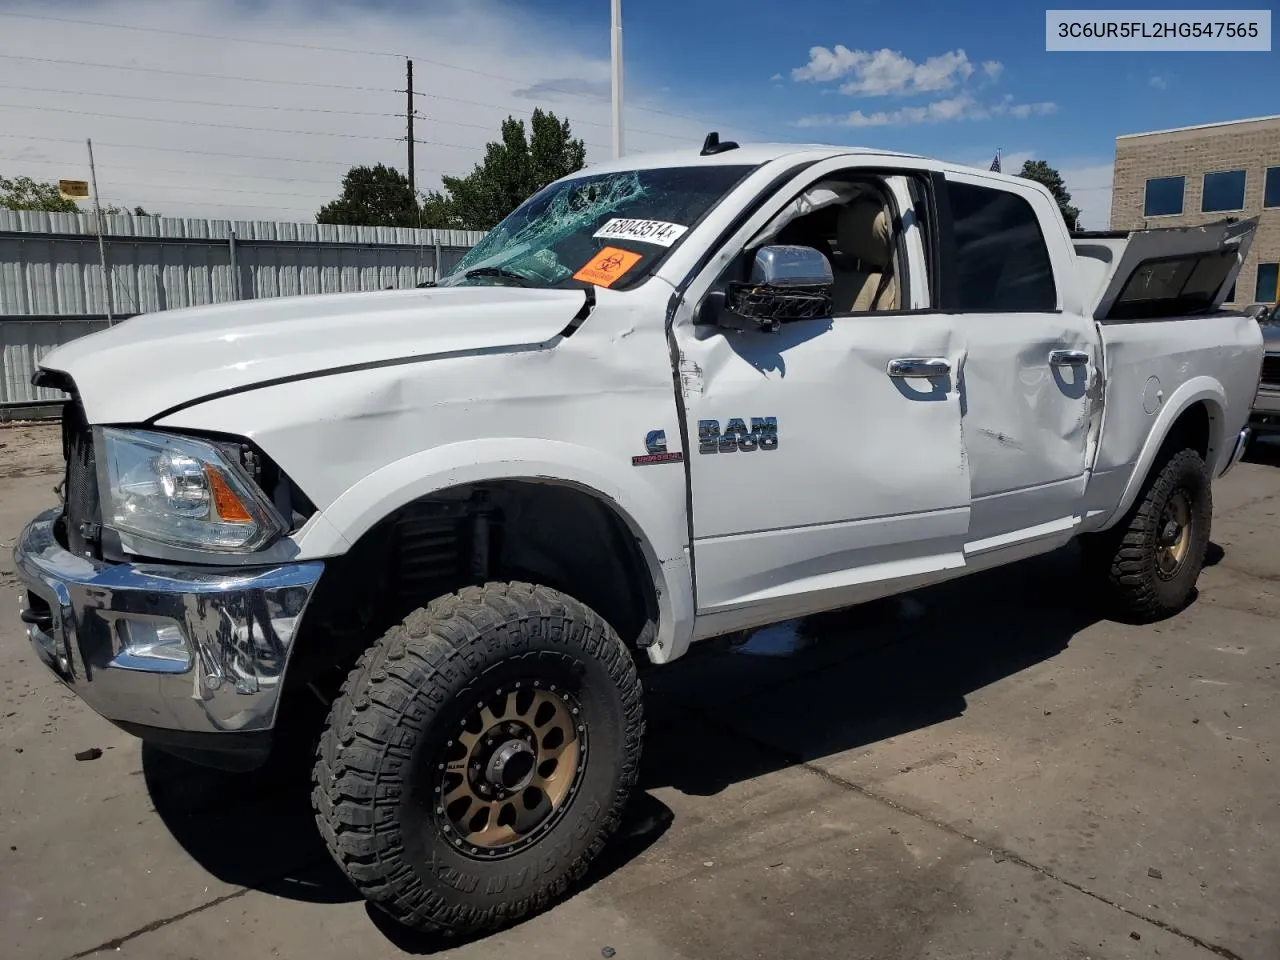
[944,181,1058,312]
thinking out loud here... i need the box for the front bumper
[13,508,323,750]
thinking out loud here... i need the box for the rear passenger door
[939,172,1102,559]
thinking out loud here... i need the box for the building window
[1257,263,1279,304]
[1144,176,1184,217]
[944,181,1057,312]
[1201,170,1246,213]
[1265,167,1280,208]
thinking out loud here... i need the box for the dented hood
[39,286,588,423]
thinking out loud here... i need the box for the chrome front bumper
[13,508,323,738]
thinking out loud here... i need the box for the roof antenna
[700,131,739,156]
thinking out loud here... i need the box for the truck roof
[576,140,1035,185]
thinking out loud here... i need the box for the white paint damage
[34,142,1265,666]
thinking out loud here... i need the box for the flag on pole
[989,151,1001,172]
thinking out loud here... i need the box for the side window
[1144,176,1185,217]
[945,181,1057,312]
[1257,263,1279,304]
[1266,167,1280,209]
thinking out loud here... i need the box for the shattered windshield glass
[437,165,756,291]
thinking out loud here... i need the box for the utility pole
[86,138,114,325]
[611,0,624,158]
[406,58,415,196]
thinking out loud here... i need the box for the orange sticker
[573,246,643,288]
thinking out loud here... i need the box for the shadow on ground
[145,539,1184,953]
[1243,434,1280,468]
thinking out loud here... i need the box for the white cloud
[1008,101,1058,119]
[791,46,991,97]
[981,60,1003,81]
[0,0,750,222]
[795,94,1057,129]
[1149,74,1169,89]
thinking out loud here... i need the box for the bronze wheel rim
[1155,489,1192,579]
[432,681,586,859]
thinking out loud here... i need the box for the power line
[0,101,407,142]
[95,179,335,201]
[0,82,620,146]
[0,39,770,139]
[408,89,696,141]
[0,9,404,60]
[0,54,400,94]
[0,83,402,119]
[0,133,383,167]
[0,154,355,186]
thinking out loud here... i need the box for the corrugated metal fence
[0,209,483,410]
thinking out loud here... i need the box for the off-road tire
[312,582,644,936]
[1082,447,1212,623]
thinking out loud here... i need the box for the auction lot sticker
[594,218,689,247]
[573,246,644,287]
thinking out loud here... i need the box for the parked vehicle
[14,138,1263,936]
[1249,305,1280,440]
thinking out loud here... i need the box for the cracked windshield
[438,165,754,290]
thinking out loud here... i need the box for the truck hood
[39,286,589,424]
[1261,320,1280,350]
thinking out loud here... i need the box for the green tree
[421,108,586,230]
[97,204,161,217]
[0,175,78,213]
[316,163,421,227]
[1016,160,1081,231]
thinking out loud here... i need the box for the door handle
[1049,349,1090,367]
[887,357,951,378]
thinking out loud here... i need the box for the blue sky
[509,0,1276,225]
[1,0,1272,226]
[518,0,1272,149]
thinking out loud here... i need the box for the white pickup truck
[14,137,1264,935]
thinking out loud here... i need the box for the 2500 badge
[698,417,778,454]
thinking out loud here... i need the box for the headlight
[100,428,286,553]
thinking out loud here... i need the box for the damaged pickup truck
[14,138,1264,935]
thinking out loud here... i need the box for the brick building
[1110,115,1280,308]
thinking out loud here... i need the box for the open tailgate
[1093,217,1258,322]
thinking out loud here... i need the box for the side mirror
[1244,303,1269,320]
[718,245,835,332]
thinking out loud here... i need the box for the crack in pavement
[687,706,1245,960]
[65,887,253,959]
[61,853,336,959]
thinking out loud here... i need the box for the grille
[61,399,102,560]
[1261,355,1280,389]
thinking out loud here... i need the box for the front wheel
[312,582,644,936]
[1081,447,1213,622]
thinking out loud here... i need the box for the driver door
[672,161,972,638]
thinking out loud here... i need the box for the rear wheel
[312,582,643,936]
[1082,447,1212,622]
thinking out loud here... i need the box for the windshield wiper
[462,266,533,287]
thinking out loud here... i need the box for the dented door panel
[958,314,1100,549]
[679,313,970,616]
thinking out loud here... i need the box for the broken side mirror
[714,245,835,333]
